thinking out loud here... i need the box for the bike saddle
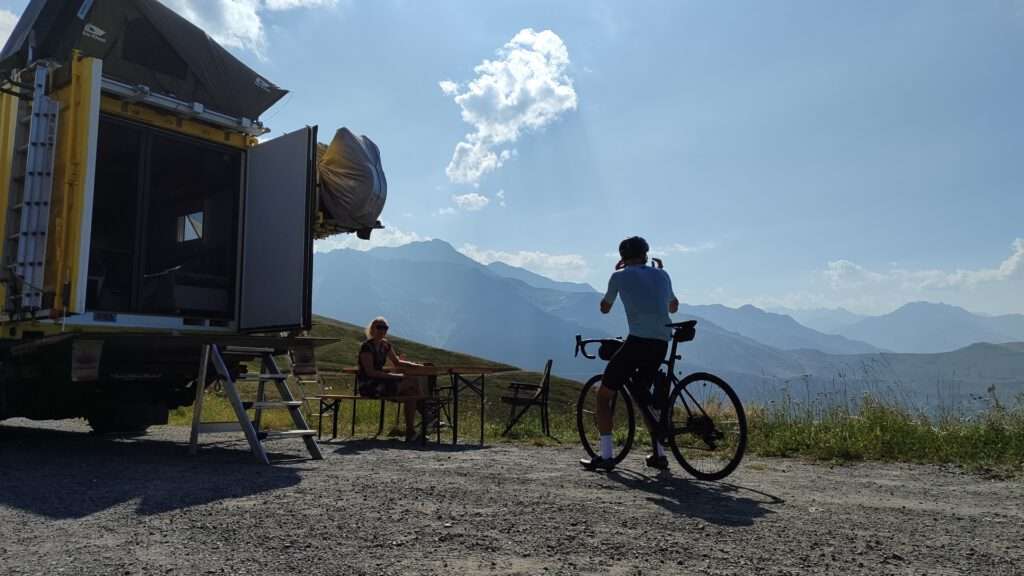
[666,320,697,342]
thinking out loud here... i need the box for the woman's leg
[398,379,422,439]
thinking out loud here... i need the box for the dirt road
[0,419,1020,575]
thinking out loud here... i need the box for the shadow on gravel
[328,438,491,455]
[606,468,784,526]
[0,423,305,519]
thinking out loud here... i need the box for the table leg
[451,373,459,446]
[480,374,485,446]
[332,399,339,440]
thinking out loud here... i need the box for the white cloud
[436,207,456,216]
[765,238,1024,314]
[452,192,490,211]
[825,239,1024,293]
[265,0,338,9]
[651,242,716,256]
[0,10,19,47]
[314,224,427,253]
[459,244,590,282]
[496,189,507,207]
[438,80,459,96]
[158,0,336,55]
[441,28,577,184]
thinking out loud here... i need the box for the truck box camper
[0,0,385,443]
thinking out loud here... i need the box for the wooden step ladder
[188,344,322,464]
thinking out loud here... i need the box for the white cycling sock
[599,434,614,460]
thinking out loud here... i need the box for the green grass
[747,388,1024,474]
[171,316,1024,474]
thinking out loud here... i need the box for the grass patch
[747,388,1024,474]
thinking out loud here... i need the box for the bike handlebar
[574,334,603,360]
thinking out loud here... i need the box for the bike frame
[575,327,712,444]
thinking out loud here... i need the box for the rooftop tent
[0,0,287,120]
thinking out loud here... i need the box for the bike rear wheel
[576,374,635,465]
[666,372,747,481]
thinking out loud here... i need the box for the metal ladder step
[242,400,303,409]
[189,343,322,464]
[258,430,317,440]
[221,346,276,355]
[236,373,289,381]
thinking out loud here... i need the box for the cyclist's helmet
[618,236,650,260]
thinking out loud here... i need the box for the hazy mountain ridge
[680,304,881,354]
[837,302,1024,353]
[769,306,866,334]
[486,261,595,293]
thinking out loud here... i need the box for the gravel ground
[0,418,1021,576]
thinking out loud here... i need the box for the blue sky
[2,0,1022,315]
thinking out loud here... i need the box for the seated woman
[357,316,431,441]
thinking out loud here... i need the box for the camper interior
[87,117,242,320]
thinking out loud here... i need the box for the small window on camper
[176,212,204,243]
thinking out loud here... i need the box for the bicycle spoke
[667,373,747,481]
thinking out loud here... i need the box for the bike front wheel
[576,374,635,466]
[666,372,747,481]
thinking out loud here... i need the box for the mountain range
[774,303,1024,353]
[312,240,1024,408]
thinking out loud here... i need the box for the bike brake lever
[574,334,582,358]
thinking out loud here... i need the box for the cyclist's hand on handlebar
[600,299,612,314]
[615,259,625,270]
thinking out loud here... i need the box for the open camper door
[238,127,316,332]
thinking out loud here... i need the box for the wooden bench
[316,369,443,444]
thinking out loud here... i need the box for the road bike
[574,320,748,480]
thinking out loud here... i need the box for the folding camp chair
[500,359,554,437]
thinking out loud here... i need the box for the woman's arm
[359,351,402,380]
[387,345,422,369]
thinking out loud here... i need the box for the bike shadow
[604,467,784,526]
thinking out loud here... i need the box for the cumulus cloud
[265,0,338,9]
[441,28,577,185]
[651,242,716,256]
[496,189,507,207]
[452,192,490,211]
[158,0,336,55]
[313,224,428,253]
[0,10,19,47]
[459,244,590,282]
[826,239,1024,293]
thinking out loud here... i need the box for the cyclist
[580,236,679,471]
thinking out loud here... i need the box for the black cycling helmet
[618,236,649,260]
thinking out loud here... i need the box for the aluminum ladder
[3,65,59,313]
[189,344,322,464]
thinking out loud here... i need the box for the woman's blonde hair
[365,316,389,339]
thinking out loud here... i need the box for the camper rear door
[238,127,317,332]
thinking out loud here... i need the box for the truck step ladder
[188,344,322,464]
[3,65,59,313]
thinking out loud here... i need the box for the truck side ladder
[188,344,322,464]
[4,65,59,313]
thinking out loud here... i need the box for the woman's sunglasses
[373,324,389,331]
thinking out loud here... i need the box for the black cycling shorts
[601,336,668,402]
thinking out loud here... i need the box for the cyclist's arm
[665,271,679,314]
[600,275,619,314]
